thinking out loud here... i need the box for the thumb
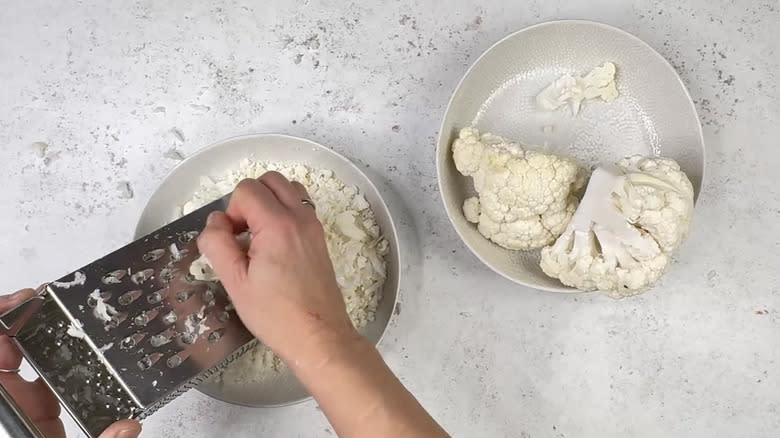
[98,419,141,438]
[0,289,36,313]
[197,211,250,292]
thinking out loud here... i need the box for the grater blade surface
[1,194,255,437]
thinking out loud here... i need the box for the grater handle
[0,381,45,438]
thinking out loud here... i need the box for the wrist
[284,320,370,374]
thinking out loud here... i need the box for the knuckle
[196,228,217,248]
[233,178,258,197]
[260,171,288,184]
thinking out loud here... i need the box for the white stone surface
[1,1,778,437]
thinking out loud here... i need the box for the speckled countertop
[1,1,778,437]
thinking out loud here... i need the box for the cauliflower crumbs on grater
[181,159,389,383]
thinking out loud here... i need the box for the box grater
[0,194,256,438]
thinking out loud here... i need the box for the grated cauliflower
[452,127,586,250]
[539,155,694,297]
[536,62,619,115]
[181,159,389,381]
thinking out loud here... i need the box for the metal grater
[0,194,255,437]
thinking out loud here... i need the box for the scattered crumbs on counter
[43,151,61,166]
[30,141,48,158]
[171,127,185,143]
[164,148,185,161]
[117,181,134,199]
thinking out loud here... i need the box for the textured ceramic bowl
[436,20,705,292]
[135,134,400,406]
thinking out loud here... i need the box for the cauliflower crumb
[462,197,481,223]
[182,160,389,382]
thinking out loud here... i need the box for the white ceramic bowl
[135,134,400,406]
[436,20,705,292]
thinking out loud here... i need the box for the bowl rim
[134,132,402,407]
[435,19,706,293]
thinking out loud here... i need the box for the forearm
[290,331,448,438]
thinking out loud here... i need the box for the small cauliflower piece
[452,127,585,250]
[540,155,694,297]
[536,62,619,115]
[189,232,252,282]
[462,197,481,223]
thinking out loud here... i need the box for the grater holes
[159,267,178,282]
[166,352,187,368]
[178,231,199,243]
[134,307,162,327]
[102,269,127,284]
[175,289,194,303]
[142,248,166,263]
[120,332,147,350]
[162,310,177,325]
[137,353,163,370]
[149,327,176,347]
[105,312,128,330]
[131,268,155,285]
[146,288,168,305]
[180,332,196,345]
[207,328,224,343]
[87,291,112,308]
[169,243,189,262]
[118,290,142,306]
[216,311,230,322]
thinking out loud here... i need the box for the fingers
[0,376,60,421]
[0,335,22,370]
[290,181,310,199]
[36,418,65,438]
[226,178,286,235]
[98,419,142,438]
[259,172,306,210]
[0,289,36,313]
[197,211,249,292]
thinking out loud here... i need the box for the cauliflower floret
[452,127,585,250]
[540,155,694,297]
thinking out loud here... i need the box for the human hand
[0,289,142,438]
[197,172,362,366]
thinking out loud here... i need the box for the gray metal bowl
[135,133,400,407]
[436,20,705,293]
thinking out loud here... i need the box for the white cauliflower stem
[540,155,694,297]
[453,127,585,250]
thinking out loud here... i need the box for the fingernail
[206,211,219,225]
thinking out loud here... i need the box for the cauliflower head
[452,127,585,250]
[540,155,694,297]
